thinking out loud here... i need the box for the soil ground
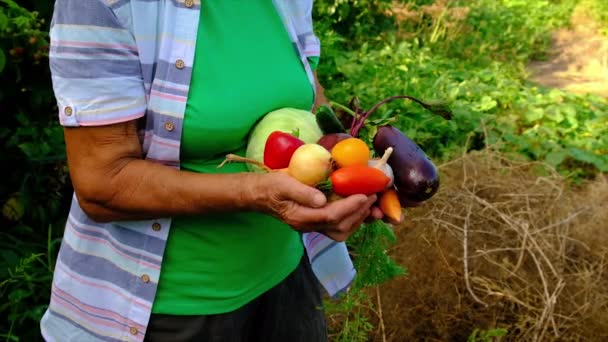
[528,9,608,97]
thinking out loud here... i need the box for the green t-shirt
[151,1,316,315]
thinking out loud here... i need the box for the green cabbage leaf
[246,108,323,172]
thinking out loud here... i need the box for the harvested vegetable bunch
[315,95,453,221]
[220,97,452,226]
[221,133,392,197]
[219,108,396,202]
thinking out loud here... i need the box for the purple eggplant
[373,125,439,202]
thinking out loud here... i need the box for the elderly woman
[40,0,380,341]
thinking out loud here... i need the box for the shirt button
[64,106,73,116]
[152,222,162,231]
[184,0,194,8]
[164,122,175,132]
[175,59,185,69]
[141,274,150,283]
[129,327,138,335]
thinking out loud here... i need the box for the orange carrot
[379,189,403,224]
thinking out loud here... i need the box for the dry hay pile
[376,150,608,341]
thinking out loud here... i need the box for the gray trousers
[144,255,328,342]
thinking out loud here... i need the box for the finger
[316,196,376,241]
[372,206,384,219]
[324,208,370,242]
[339,196,376,230]
[366,206,384,222]
[325,195,376,237]
[278,175,327,208]
[288,194,369,229]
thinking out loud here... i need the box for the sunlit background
[1,1,606,341]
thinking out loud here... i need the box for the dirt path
[528,9,608,97]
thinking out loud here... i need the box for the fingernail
[313,193,327,207]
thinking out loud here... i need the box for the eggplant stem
[218,154,272,172]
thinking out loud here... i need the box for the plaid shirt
[40,0,355,341]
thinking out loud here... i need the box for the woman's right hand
[248,172,376,242]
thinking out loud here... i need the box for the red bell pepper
[263,131,305,169]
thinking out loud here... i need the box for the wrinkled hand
[251,172,376,242]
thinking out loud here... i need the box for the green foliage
[324,290,375,342]
[324,220,407,340]
[317,0,608,179]
[579,0,608,33]
[348,220,407,289]
[445,0,576,62]
[468,327,509,342]
[0,1,70,341]
[313,0,395,46]
[0,225,60,342]
[323,41,608,175]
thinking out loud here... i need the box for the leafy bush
[313,0,395,45]
[0,1,69,340]
[317,0,607,178]
[322,41,608,175]
[581,0,608,31]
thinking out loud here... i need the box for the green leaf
[365,125,377,145]
[525,108,544,122]
[15,112,30,126]
[0,126,10,138]
[2,195,25,221]
[315,179,333,194]
[0,48,6,74]
[568,148,608,172]
[18,142,37,158]
[544,149,567,167]
[290,128,300,138]
[8,288,32,302]
[545,106,564,123]
[347,220,407,289]
[474,96,497,112]
[0,11,8,31]
[0,250,20,269]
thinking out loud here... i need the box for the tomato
[331,165,390,196]
[331,138,370,168]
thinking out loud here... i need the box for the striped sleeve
[284,0,321,58]
[49,0,146,127]
[301,1,321,58]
